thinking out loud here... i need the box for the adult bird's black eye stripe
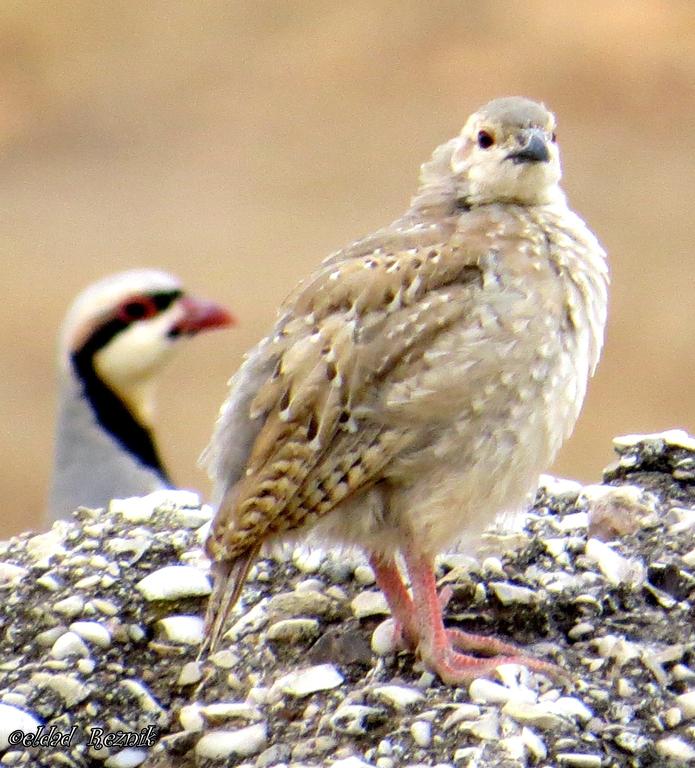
[152,289,183,311]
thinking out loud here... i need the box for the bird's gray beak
[506,129,550,164]
[171,296,235,337]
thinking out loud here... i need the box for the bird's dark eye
[477,130,495,149]
[551,132,557,143]
[117,296,158,324]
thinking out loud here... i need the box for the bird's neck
[70,347,170,481]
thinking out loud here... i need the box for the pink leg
[368,554,418,649]
[402,546,564,684]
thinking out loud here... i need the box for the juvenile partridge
[203,97,608,683]
[49,269,233,523]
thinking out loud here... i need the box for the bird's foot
[422,628,568,685]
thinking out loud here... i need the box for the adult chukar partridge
[48,269,233,523]
[203,97,609,683]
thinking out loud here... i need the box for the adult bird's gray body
[203,97,609,683]
[48,269,233,523]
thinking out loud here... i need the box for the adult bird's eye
[117,296,158,323]
[551,132,557,143]
[477,130,495,149]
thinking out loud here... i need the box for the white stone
[269,664,343,699]
[177,662,203,686]
[351,590,390,618]
[292,546,324,574]
[51,631,89,659]
[372,685,424,710]
[441,704,482,730]
[135,565,211,601]
[489,582,536,606]
[537,474,582,498]
[521,726,547,760]
[502,700,567,730]
[481,556,505,577]
[156,616,205,645]
[556,754,602,767]
[593,634,640,665]
[656,735,695,761]
[30,673,90,707]
[26,528,67,567]
[614,731,650,754]
[201,702,261,722]
[0,703,41,750]
[354,564,376,585]
[371,618,399,657]
[175,505,212,529]
[614,429,695,452]
[453,746,483,764]
[209,650,239,669]
[499,735,526,760]
[552,512,589,531]
[70,621,111,648]
[111,489,200,522]
[682,547,695,567]
[664,706,682,728]
[53,595,85,618]
[225,597,270,641]
[179,704,205,732]
[410,720,432,747]
[331,758,374,768]
[675,690,695,720]
[330,704,385,735]
[469,678,536,705]
[194,723,267,759]
[119,680,163,717]
[0,564,28,587]
[568,622,594,640]
[266,618,320,642]
[104,749,149,768]
[459,711,500,741]
[553,696,593,723]
[584,538,644,587]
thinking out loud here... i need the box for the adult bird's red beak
[173,296,236,336]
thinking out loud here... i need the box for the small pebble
[556,754,602,768]
[410,720,432,747]
[675,690,695,720]
[489,582,536,605]
[194,723,267,759]
[0,703,41,750]
[269,664,343,700]
[371,618,398,657]
[177,661,203,686]
[655,735,695,761]
[70,620,111,649]
[266,618,320,643]
[156,616,204,645]
[330,704,386,735]
[51,631,89,659]
[469,678,536,705]
[53,595,85,618]
[351,590,390,618]
[136,565,211,601]
[372,685,424,710]
[292,547,324,574]
[354,564,376,585]
[103,749,149,768]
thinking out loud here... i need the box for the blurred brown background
[1,1,693,536]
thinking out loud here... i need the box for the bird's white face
[63,269,232,426]
[449,98,562,207]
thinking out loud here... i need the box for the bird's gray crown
[475,97,552,129]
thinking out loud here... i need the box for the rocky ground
[1,431,694,768]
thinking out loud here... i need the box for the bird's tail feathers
[200,546,260,658]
